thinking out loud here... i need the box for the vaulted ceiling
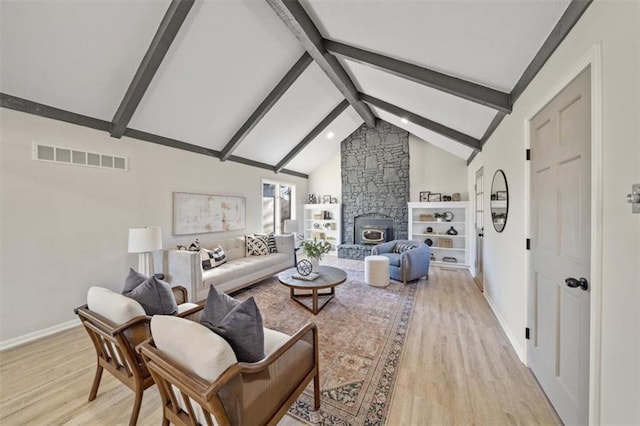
[0,0,591,178]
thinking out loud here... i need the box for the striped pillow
[392,243,417,254]
[201,246,227,270]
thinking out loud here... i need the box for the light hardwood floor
[0,260,559,425]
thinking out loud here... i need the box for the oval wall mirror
[490,169,509,232]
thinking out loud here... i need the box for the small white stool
[364,255,390,287]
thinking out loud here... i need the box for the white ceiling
[342,58,497,139]
[0,0,576,175]
[233,62,343,164]
[302,0,571,91]
[0,0,168,120]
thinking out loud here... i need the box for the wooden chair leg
[162,417,170,426]
[88,364,103,401]
[313,371,320,410]
[129,389,144,426]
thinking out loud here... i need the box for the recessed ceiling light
[401,118,409,124]
[326,131,335,139]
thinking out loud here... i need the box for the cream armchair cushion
[150,315,291,382]
[87,286,146,324]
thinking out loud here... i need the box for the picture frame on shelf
[322,195,331,204]
[428,193,442,202]
[419,191,430,202]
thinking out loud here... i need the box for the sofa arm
[166,250,202,302]
[371,241,396,255]
[274,234,295,267]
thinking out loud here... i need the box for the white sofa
[163,234,295,302]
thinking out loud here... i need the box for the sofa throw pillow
[393,242,417,254]
[201,246,227,270]
[123,275,178,316]
[200,285,265,362]
[256,232,277,253]
[245,234,269,256]
[123,267,148,293]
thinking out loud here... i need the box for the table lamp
[128,226,162,276]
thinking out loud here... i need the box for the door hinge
[525,327,530,340]
[526,149,531,161]
[526,238,531,250]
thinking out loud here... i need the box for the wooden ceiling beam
[265,0,376,127]
[220,53,313,161]
[360,93,482,152]
[326,40,512,113]
[511,0,593,104]
[1,93,308,179]
[274,100,349,173]
[1,93,111,132]
[472,0,593,157]
[110,0,194,138]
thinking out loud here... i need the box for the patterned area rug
[235,269,416,425]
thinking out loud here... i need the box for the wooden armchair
[74,286,203,426]
[138,315,320,426]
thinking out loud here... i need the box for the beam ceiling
[265,0,376,127]
[1,93,307,179]
[326,40,512,113]
[360,93,482,152]
[468,0,593,162]
[110,0,194,138]
[274,99,349,173]
[220,53,313,161]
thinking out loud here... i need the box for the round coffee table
[278,265,347,314]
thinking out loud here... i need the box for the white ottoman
[365,255,390,287]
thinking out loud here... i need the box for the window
[262,180,296,234]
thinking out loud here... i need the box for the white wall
[409,134,468,201]
[0,109,307,343]
[307,148,341,202]
[468,1,640,423]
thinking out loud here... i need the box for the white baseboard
[483,293,525,363]
[0,318,80,352]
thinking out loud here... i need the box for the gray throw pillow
[123,267,148,293]
[200,285,265,363]
[124,275,178,316]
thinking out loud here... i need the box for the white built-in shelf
[303,203,341,254]
[408,201,471,268]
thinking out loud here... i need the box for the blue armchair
[371,240,430,284]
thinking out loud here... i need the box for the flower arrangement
[300,239,332,260]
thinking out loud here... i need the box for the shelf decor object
[128,226,162,276]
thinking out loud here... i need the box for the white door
[529,69,591,425]
[475,167,484,291]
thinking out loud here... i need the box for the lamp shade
[128,226,162,253]
[284,219,298,234]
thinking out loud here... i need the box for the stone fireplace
[338,121,409,260]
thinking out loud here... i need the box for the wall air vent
[33,143,127,171]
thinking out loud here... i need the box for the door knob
[565,277,589,291]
